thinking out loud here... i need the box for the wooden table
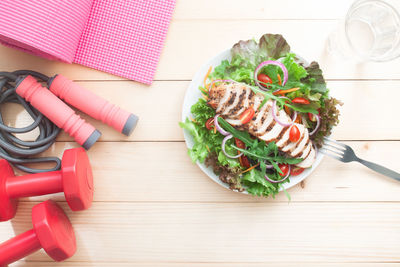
[1,0,400,266]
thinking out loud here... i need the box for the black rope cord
[0,70,61,173]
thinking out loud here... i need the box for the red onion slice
[279,96,291,102]
[254,60,289,90]
[272,100,292,127]
[264,165,291,183]
[309,114,321,136]
[222,134,243,159]
[265,162,274,169]
[214,114,229,136]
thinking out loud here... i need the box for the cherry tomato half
[234,138,246,149]
[291,167,305,176]
[257,73,272,87]
[234,138,250,168]
[289,125,301,142]
[278,164,290,177]
[239,155,251,168]
[240,107,255,124]
[292,97,310,105]
[308,112,316,122]
[205,117,214,130]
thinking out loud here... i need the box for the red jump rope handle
[49,74,138,136]
[16,75,101,149]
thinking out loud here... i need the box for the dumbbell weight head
[0,147,93,222]
[0,200,76,266]
[32,200,76,261]
[0,160,18,221]
[62,147,94,211]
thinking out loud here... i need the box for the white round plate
[181,49,324,194]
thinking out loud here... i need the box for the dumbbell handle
[16,75,101,149]
[6,171,63,199]
[0,229,41,266]
[49,74,137,136]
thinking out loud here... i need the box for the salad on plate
[180,34,342,198]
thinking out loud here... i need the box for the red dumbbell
[0,200,76,265]
[0,147,93,222]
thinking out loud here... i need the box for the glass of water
[327,0,400,62]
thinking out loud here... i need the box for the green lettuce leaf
[301,61,327,94]
[231,39,259,68]
[258,34,291,60]
[190,98,215,123]
[282,53,308,81]
[242,169,281,197]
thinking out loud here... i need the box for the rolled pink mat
[49,74,138,136]
[0,0,176,84]
[0,0,93,62]
[15,75,101,149]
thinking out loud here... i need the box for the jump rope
[0,70,138,173]
[0,70,60,173]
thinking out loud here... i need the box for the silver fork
[320,137,400,182]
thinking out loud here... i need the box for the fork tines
[320,137,347,161]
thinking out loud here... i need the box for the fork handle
[358,159,400,182]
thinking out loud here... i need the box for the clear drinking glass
[327,0,400,62]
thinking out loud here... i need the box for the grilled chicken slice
[208,82,316,168]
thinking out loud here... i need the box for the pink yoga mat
[0,0,175,84]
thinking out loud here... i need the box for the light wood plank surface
[0,0,399,266]
[2,201,400,263]
[173,0,351,20]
